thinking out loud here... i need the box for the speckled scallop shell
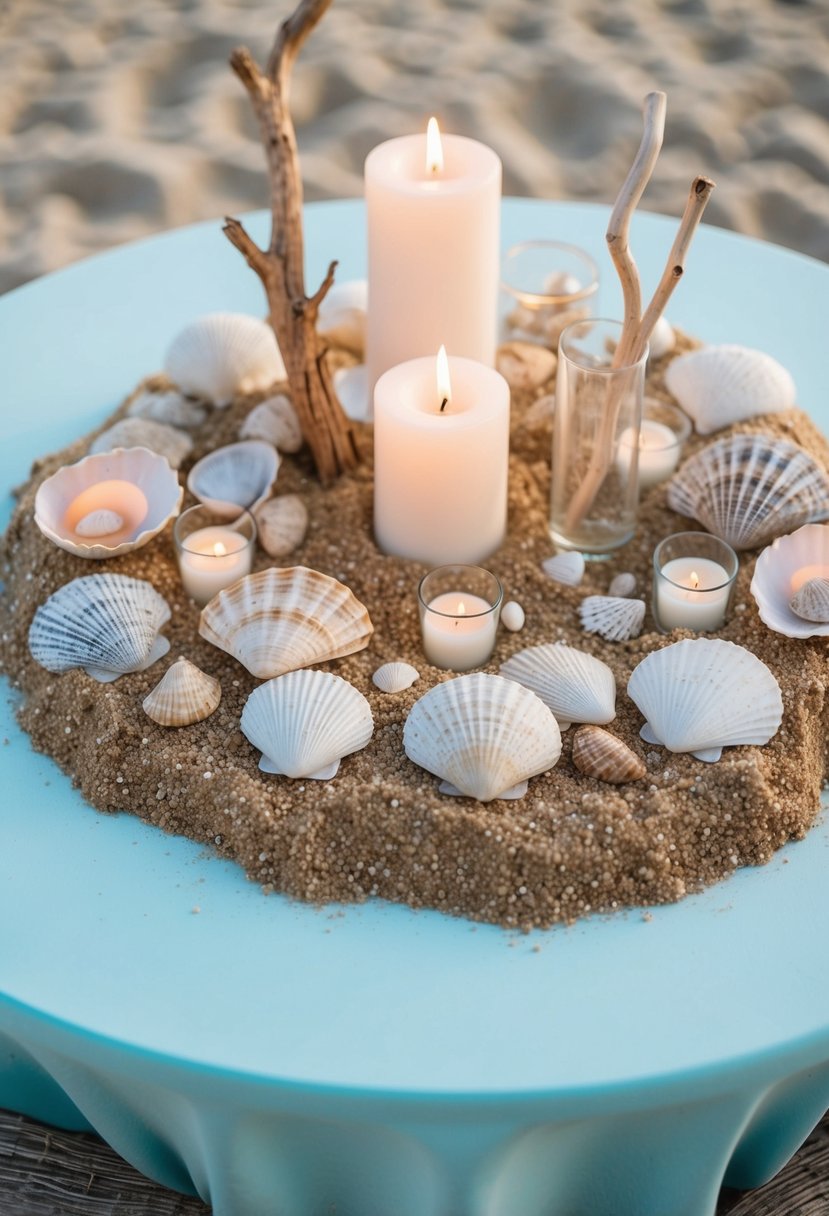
[34,447,183,560]
[241,670,373,780]
[403,673,562,802]
[580,596,645,642]
[750,523,829,639]
[317,279,367,356]
[627,638,783,763]
[89,418,193,469]
[665,344,796,435]
[239,394,303,453]
[542,550,585,586]
[499,643,616,730]
[667,434,829,551]
[128,388,208,430]
[571,726,646,783]
[142,657,221,727]
[372,662,419,694]
[187,440,280,515]
[199,566,373,680]
[164,313,286,407]
[28,573,170,683]
[254,495,308,558]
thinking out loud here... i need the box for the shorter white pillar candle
[179,527,253,607]
[421,592,497,671]
[656,557,731,632]
[618,420,682,490]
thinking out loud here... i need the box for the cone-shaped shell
[580,596,645,642]
[403,673,562,802]
[89,418,192,468]
[750,523,829,639]
[571,726,646,783]
[187,440,280,515]
[164,313,286,407]
[667,434,829,551]
[28,573,170,683]
[627,638,783,763]
[665,344,795,435]
[128,388,208,430]
[372,662,419,694]
[239,394,303,453]
[317,279,367,356]
[542,551,585,586]
[199,566,373,679]
[241,670,373,779]
[500,643,616,729]
[142,658,221,727]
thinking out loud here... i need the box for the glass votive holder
[417,565,503,671]
[500,240,599,348]
[617,397,692,492]
[173,505,257,607]
[652,532,739,634]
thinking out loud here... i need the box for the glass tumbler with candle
[549,318,647,557]
[500,240,599,349]
[418,565,503,671]
[617,397,692,492]
[174,505,257,607]
[652,532,739,633]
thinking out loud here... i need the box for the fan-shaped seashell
[199,566,373,680]
[647,316,676,360]
[790,577,829,623]
[238,394,303,453]
[241,670,373,779]
[128,388,208,430]
[333,364,370,422]
[750,523,829,639]
[627,638,783,763]
[608,572,637,598]
[496,341,557,391]
[665,345,796,435]
[667,434,829,551]
[571,726,646,783]
[403,673,561,802]
[89,418,192,469]
[187,440,280,516]
[164,313,286,407]
[501,600,525,632]
[142,657,221,727]
[34,447,183,560]
[254,495,308,558]
[372,662,420,694]
[580,596,645,642]
[500,642,615,730]
[542,550,585,586]
[317,279,367,356]
[28,573,170,683]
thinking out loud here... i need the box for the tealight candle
[418,566,502,671]
[617,401,691,491]
[653,532,738,633]
[174,506,256,607]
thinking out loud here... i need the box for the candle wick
[440,397,448,413]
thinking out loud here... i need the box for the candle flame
[426,116,444,175]
[436,344,452,410]
[457,600,466,616]
[690,570,700,589]
[213,541,227,557]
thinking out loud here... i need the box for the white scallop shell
[372,662,420,694]
[89,418,192,468]
[128,388,208,429]
[254,495,308,558]
[501,600,525,632]
[164,313,286,407]
[333,364,370,422]
[239,394,303,453]
[790,577,829,623]
[34,447,183,560]
[750,523,829,639]
[608,572,637,598]
[28,573,171,683]
[667,434,829,550]
[142,658,221,727]
[317,279,367,356]
[241,670,373,780]
[542,551,585,586]
[665,345,796,435]
[580,596,645,642]
[403,673,562,802]
[187,440,280,515]
[500,642,616,730]
[627,638,783,763]
[647,316,676,360]
[199,566,373,680]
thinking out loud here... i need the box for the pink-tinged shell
[750,523,829,639]
[571,726,646,783]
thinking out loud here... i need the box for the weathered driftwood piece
[224,0,360,484]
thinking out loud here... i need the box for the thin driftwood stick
[223,0,360,485]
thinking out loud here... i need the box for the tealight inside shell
[65,480,149,547]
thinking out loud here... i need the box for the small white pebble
[502,600,525,632]
[203,771,213,779]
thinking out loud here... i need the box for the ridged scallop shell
[667,434,829,550]
[627,638,783,763]
[199,566,373,679]
[254,495,308,558]
[750,523,829,639]
[241,670,373,779]
[34,447,183,560]
[571,726,646,783]
[665,345,796,435]
[142,658,221,727]
[28,573,170,683]
[164,313,286,407]
[89,418,192,468]
[542,551,585,586]
[239,394,303,453]
[187,440,280,515]
[317,279,367,356]
[403,673,562,802]
[791,577,829,623]
[608,572,637,598]
[500,643,616,730]
[372,662,419,694]
[580,596,645,642]
[128,388,208,430]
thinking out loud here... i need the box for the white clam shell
[241,670,373,780]
[164,313,286,407]
[142,657,221,727]
[254,495,308,558]
[199,566,373,680]
[34,447,183,560]
[28,573,170,683]
[239,394,303,453]
[580,596,645,642]
[89,418,192,469]
[750,523,829,639]
[372,662,420,694]
[317,279,367,356]
[128,388,208,430]
[542,551,585,586]
[608,572,637,598]
[665,344,796,435]
[496,341,557,392]
[501,600,525,632]
[333,364,370,422]
[187,440,280,515]
[627,638,783,763]
[667,434,829,551]
[403,672,562,802]
[500,642,616,730]
[647,316,676,360]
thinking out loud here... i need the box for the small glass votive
[417,565,503,671]
[174,505,257,607]
[500,240,599,348]
[652,532,739,634]
[617,398,692,492]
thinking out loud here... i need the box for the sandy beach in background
[1,0,828,296]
